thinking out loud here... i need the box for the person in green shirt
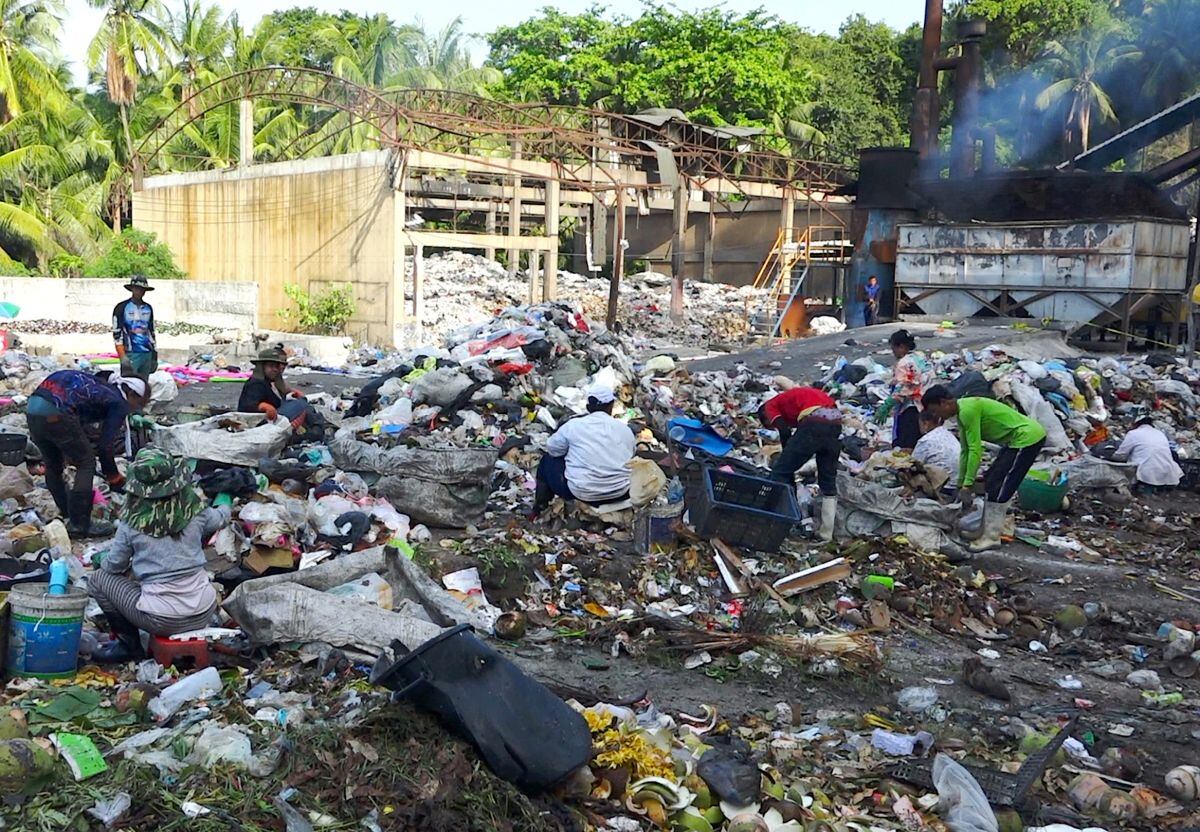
[922,385,1047,551]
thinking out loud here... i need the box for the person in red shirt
[757,386,843,542]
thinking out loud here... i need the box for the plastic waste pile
[408,251,767,350]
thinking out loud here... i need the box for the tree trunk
[1080,103,1091,153]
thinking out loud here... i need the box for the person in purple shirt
[26,370,148,538]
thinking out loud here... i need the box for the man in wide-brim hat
[89,448,231,662]
[112,275,157,377]
[237,345,321,439]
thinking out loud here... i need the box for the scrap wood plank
[710,538,796,615]
[772,557,851,598]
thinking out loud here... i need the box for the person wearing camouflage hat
[89,448,232,663]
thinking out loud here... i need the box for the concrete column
[485,203,497,261]
[528,250,541,305]
[543,179,560,301]
[670,184,687,321]
[508,141,523,279]
[412,243,425,323]
[391,182,408,345]
[703,206,716,283]
[607,188,626,329]
[239,99,254,167]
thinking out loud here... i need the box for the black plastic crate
[688,466,800,552]
[0,433,25,467]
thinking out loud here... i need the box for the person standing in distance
[113,275,157,377]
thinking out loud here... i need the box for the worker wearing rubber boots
[759,385,843,542]
[26,370,148,538]
[112,275,158,377]
[922,385,1046,552]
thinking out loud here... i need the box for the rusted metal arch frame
[136,66,850,196]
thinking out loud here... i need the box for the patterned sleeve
[892,356,922,406]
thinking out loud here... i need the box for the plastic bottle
[48,558,70,595]
[149,666,223,722]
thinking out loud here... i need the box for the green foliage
[487,7,918,162]
[951,0,1102,68]
[0,258,30,276]
[82,228,184,278]
[280,282,355,335]
[48,253,84,278]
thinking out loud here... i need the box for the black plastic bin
[688,466,800,552]
[370,625,592,793]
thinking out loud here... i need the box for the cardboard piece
[773,557,851,597]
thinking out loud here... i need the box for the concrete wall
[592,200,852,286]
[0,277,257,330]
[134,152,395,345]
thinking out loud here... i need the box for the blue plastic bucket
[5,583,87,680]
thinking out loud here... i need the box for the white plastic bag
[932,753,998,832]
[148,371,178,403]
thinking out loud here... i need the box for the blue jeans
[534,455,574,509]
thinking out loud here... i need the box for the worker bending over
[90,449,227,662]
[26,370,147,538]
[112,275,158,377]
[1114,417,1183,494]
[759,385,843,542]
[912,409,961,495]
[922,385,1046,551]
[531,384,635,518]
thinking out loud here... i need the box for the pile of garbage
[417,251,767,350]
[2,295,1200,831]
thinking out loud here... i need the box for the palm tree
[395,18,500,94]
[320,13,419,89]
[1136,0,1200,112]
[0,104,115,267]
[1035,22,1140,156]
[0,0,69,122]
[86,0,169,166]
[163,0,230,116]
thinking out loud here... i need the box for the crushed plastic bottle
[897,685,940,713]
[148,666,223,722]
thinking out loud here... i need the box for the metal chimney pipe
[950,19,986,179]
[911,0,944,161]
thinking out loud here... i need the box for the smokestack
[911,0,944,162]
[950,19,987,179]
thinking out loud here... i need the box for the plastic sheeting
[152,414,291,466]
[329,431,498,528]
[223,545,499,654]
[836,471,965,555]
[1007,380,1071,451]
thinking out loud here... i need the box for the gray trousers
[88,569,216,636]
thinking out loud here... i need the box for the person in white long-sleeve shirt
[1114,417,1183,493]
[531,383,635,518]
[912,410,961,490]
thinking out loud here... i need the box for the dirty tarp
[224,546,499,655]
[837,471,963,553]
[329,430,498,528]
[1055,456,1135,492]
[153,413,291,466]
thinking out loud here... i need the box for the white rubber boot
[818,497,837,543]
[969,501,1006,552]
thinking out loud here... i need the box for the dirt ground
[160,338,1199,822]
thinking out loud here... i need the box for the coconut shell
[0,738,57,795]
[1098,789,1139,820]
